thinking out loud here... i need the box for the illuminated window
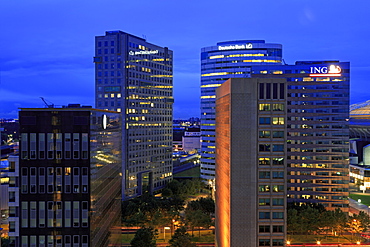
[259,104,270,111]
[259,157,270,165]
[273,158,284,166]
[272,117,284,125]
[259,131,270,138]
[272,104,284,111]
[272,185,284,192]
[259,185,270,192]
[272,70,283,74]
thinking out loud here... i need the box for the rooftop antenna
[142,34,147,40]
[40,97,54,108]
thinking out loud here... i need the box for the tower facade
[200,40,283,181]
[94,31,173,199]
[251,61,350,211]
[16,106,122,247]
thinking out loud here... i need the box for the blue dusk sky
[1,0,370,119]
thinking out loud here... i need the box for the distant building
[182,129,201,152]
[12,106,122,247]
[94,31,173,199]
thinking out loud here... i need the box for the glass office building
[251,61,350,211]
[16,107,122,247]
[94,31,173,199]
[201,40,283,181]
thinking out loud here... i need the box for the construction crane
[40,97,54,108]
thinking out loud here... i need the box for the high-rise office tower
[15,106,122,247]
[215,61,350,246]
[252,61,350,211]
[200,40,283,182]
[94,31,173,199]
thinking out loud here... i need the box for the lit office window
[259,104,270,111]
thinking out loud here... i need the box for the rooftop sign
[309,65,342,77]
[218,43,253,50]
[129,50,159,55]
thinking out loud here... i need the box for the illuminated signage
[129,50,159,56]
[309,65,342,77]
[218,43,253,50]
[184,132,201,137]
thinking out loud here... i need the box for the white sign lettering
[309,65,342,77]
[218,43,253,50]
[185,132,201,137]
[129,50,159,56]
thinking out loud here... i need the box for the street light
[317,240,321,245]
[286,240,291,245]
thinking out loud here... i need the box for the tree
[130,227,157,247]
[161,187,173,198]
[331,208,348,235]
[168,226,196,247]
[357,211,370,232]
[185,209,213,237]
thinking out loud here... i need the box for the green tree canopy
[168,226,196,247]
[130,227,157,247]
